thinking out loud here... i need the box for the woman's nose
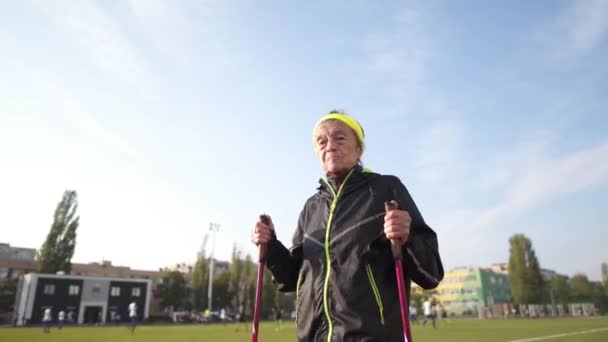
[326,138,338,151]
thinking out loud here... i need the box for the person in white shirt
[58,311,65,330]
[42,308,52,333]
[409,305,418,324]
[128,302,137,333]
[422,299,437,329]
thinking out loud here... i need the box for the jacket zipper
[365,263,385,325]
[322,168,355,342]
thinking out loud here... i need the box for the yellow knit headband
[312,113,365,150]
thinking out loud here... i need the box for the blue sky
[1,0,607,280]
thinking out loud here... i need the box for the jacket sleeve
[263,206,305,293]
[390,177,444,289]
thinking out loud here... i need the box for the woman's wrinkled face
[314,120,362,176]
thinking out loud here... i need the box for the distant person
[273,307,283,331]
[67,310,74,324]
[422,299,436,329]
[203,308,212,322]
[42,308,52,333]
[235,310,247,332]
[409,305,418,324]
[234,312,241,332]
[220,308,226,324]
[128,302,138,334]
[57,310,65,330]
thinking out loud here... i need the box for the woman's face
[314,120,362,176]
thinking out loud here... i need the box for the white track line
[509,327,608,342]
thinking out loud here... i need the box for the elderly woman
[252,110,443,341]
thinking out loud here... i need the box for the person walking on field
[251,110,444,341]
[422,298,436,329]
[128,301,138,334]
[42,308,52,333]
[57,310,65,330]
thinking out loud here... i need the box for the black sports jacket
[265,166,443,341]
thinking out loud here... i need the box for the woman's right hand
[251,214,275,245]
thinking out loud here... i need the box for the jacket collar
[317,164,365,196]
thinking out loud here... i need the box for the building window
[132,287,141,297]
[111,287,121,296]
[43,284,55,295]
[92,284,101,294]
[68,285,80,296]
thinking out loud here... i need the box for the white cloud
[431,137,608,235]
[481,142,608,228]
[127,0,228,65]
[415,119,608,273]
[413,120,466,184]
[39,80,141,159]
[128,0,194,62]
[361,6,429,102]
[537,0,608,61]
[37,0,148,87]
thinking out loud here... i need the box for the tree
[569,274,608,314]
[37,190,79,274]
[159,271,187,311]
[261,268,277,319]
[213,272,231,310]
[547,275,571,305]
[191,256,209,311]
[242,254,255,317]
[228,246,245,312]
[508,234,545,304]
[570,274,595,301]
[410,286,424,313]
[0,279,18,313]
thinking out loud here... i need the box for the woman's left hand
[384,208,411,245]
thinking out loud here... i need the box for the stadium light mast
[207,222,221,311]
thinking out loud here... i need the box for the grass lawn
[1,317,607,341]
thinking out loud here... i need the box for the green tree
[242,254,255,317]
[508,234,545,304]
[410,286,424,313]
[37,190,79,274]
[569,274,608,314]
[213,272,231,310]
[0,279,18,313]
[228,246,245,311]
[159,271,187,311]
[570,274,595,301]
[278,292,296,319]
[261,268,277,319]
[593,284,608,314]
[191,256,209,311]
[547,275,571,305]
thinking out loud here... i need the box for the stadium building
[433,267,513,316]
[13,273,151,326]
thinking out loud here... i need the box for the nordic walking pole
[252,215,269,342]
[385,201,413,342]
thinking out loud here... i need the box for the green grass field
[2,318,607,342]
